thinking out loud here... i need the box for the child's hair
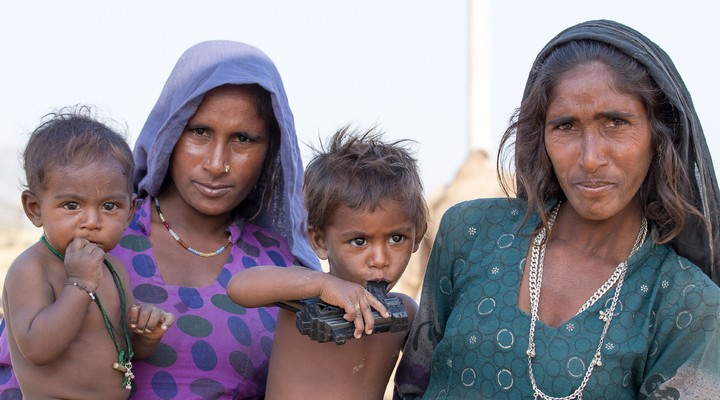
[304,126,429,244]
[23,106,134,194]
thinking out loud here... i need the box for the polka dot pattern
[396,198,720,399]
[110,198,299,398]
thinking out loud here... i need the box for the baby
[2,107,175,399]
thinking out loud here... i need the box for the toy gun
[276,281,408,345]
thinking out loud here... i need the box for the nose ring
[224,164,230,173]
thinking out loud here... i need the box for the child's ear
[126,193,137,227]
[21,190,43,228]
[307,225,329,260]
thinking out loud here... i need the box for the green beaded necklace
[41,236,135,390]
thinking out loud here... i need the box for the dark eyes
[236,134,252,142]
[63,202,119,211]
[610,118,628,127]
[351,238,367,247]
[558,122,573,131]
[390,235,405,244]
[555,118,627,132]
[102,203,119,211]
[188,126,256,143]
[190,127,208,136]
[350,235,406,247]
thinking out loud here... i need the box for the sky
[1,1,719,228]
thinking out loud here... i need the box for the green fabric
[395,198,720,399]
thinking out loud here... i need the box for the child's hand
[318,276,390,339]
[128,303,175,341]
[64,237,105,292]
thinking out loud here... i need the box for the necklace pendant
[123,362,134,389]
[599,309,611,322]
[113,361,134,389]
[112,361,127,373]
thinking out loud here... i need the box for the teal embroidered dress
[395,198,720,399]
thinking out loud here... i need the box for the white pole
[468,0,492,154]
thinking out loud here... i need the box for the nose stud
[224,164,230,173]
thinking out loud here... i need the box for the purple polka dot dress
[0,40,320,399]
[114,198,297,399]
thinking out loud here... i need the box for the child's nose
[80,210,101,229]
[369,245,390,269]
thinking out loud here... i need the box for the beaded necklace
[526,203,647,400]
[153,197,233,258]
[41,236,135,389]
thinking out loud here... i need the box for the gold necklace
[526,202,647,400]
[153,197,233,258]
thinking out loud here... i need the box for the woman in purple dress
[0,40,320,399]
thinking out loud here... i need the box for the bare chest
[518,246,624,327]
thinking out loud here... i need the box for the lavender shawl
[133,40,320,270]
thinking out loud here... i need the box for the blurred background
[1,0,718,299]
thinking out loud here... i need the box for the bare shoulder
[5,242,56,287]
[389,291,419,324]
[3,242,64,327]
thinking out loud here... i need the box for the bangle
[66,282,96,300]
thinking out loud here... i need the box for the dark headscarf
[522,19,720,284]
[133,40,320,270]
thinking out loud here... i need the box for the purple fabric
[0,328,19,400]
[0,198,300,399]
[0,40,320,398]
[116,198,298,398]
[133,40,319,270]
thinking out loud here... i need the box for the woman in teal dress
[395,20,720,399]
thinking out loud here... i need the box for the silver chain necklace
[526,202,647,400]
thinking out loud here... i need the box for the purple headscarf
[133,40,320,270]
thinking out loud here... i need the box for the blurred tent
[394,148,505,299]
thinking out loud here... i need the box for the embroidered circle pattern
[410,199,720,399]
[111,199,297,399]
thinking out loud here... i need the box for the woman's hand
[317,275,390,339]
[63,238,104,292]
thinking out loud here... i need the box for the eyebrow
[597,110,637,120]
[53,192,128,201]
[337,225,415,237]
[546,110,638,127]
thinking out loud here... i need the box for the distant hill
[0,144,24,207]
[0,199,33,232]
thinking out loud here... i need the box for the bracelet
[66,282,96,300]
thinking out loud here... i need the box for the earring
[224,164,230,173]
